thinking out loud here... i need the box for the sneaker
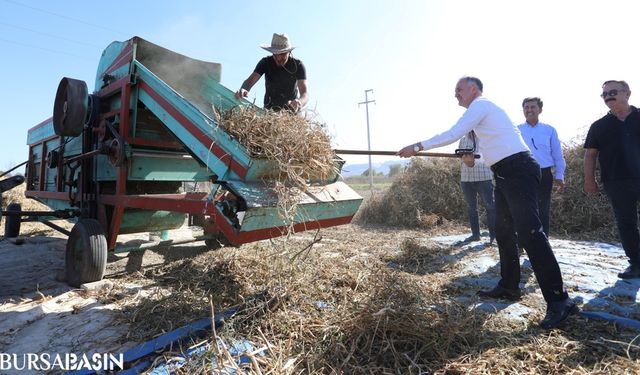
[539,298,579,329]
[477,285,521,301]
[618,264,640,279]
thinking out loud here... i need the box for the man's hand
[584,178,600,195]
[397,144,418,158]
[461,153,475,167]
[286,99,302,112]
[235,88,249,100]
[554,179,566,193]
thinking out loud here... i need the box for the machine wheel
[65,219,108,287]
[204,233,231,250]
[4,203,21,238]
[53,77,88,137]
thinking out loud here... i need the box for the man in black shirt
[235,33,308,112]
[584,80,640,279]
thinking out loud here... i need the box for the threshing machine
[9,36,362,287]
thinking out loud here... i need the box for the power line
[0,21,103,48]
[2,0,129,37]
[0,37,94,61]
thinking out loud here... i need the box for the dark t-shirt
[254,56,306,110]
[584,106,640,182]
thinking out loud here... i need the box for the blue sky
[1,0,639,172]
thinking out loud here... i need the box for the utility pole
[358,89,375,192]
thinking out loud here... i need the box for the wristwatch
[413,143,421,153]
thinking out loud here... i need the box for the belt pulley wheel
[53,77,88,137]
[107,138,126,166]
[47,150,59,169]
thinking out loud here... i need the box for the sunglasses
[601,89,625,98]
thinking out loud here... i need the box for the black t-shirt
[254,56,306,110]
[584,106,640,182]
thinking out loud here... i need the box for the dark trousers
[537,167,553,236]
[491,152,568,303]
[461,180,496,239]
[603,179,640,265]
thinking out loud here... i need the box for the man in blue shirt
[518,97,566,236]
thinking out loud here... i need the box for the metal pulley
[53,77,88,137]
[47,150,60,169]
[106,138,126,167]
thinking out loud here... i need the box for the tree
[387,164,402,177]
[361,168,383,177]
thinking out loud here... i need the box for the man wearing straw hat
[397,76,577,329]
[235,33,308,113]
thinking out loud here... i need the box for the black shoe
[539,298,579,329]
[618,264,640,279]
[477,285,521,301]
[463,235,481,242]
[454,235,482,247]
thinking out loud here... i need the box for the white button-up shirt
[418,97,529,167]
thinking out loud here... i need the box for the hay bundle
[216,107,338,242]
[356,157,464,228]
[218,107,337,187]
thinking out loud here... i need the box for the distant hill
[341,159,411,177]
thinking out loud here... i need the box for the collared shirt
[418,97,529,166]
[458,133,492,182]
[584,106,640,182]
[518,122,566,181]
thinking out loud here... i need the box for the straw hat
[260,33,295,54]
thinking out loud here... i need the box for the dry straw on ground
[105,225,640,374]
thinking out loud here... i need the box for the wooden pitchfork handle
[333,149,480,158]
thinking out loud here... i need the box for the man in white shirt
[518,97,566,236]
[397,76,576,329]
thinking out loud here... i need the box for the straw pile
[216,107,338,241]
[549,139,616,239]
[356,157,465,229]
[217,107,337,187]
[0,184,61,236]
[358,141,618,241]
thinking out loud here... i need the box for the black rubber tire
[204,233,231,250]
[4,203,21,238]
[65,219,108,287]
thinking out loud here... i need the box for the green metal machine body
[22,37,362,286]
